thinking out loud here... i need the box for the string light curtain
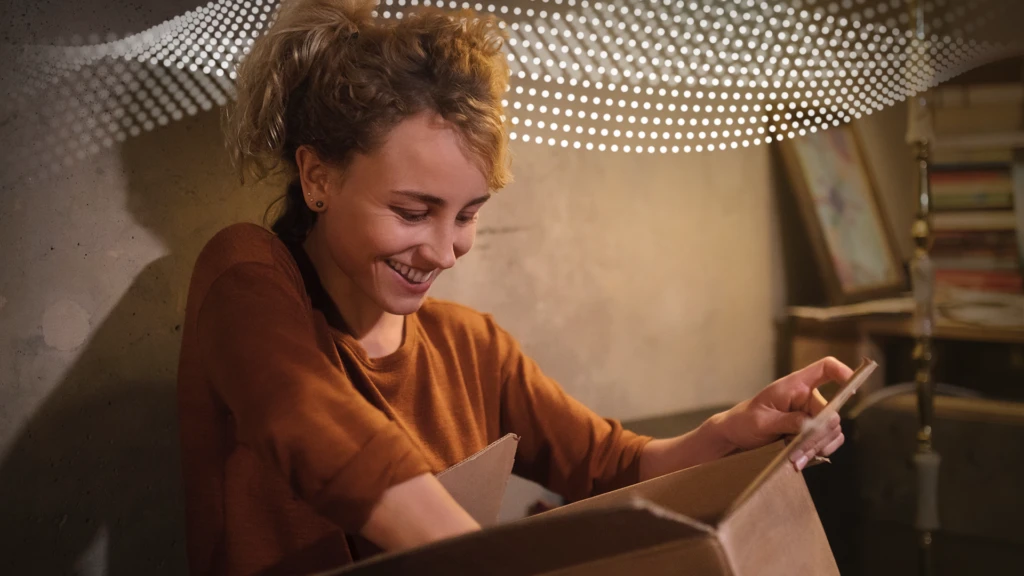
[1,0,1022,180]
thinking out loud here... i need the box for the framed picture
[779,125,907,304]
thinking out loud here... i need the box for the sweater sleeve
[195,261,433,533]
[494,323,654,502]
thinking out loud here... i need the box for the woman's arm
[639,357,853,481]
[360,473,481,551]
[493,322,652,501]
[637,414,735,481]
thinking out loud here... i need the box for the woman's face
[308,112,491,316]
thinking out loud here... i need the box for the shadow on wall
[0,110,278,574]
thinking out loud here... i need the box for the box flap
[537,442,782,527]
[346,433,520,562]
[435,433,519,527]
[716,462,838,576]
[723,358,877,520]
[322,501,715,576]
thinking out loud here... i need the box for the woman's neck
[302,233,405,359]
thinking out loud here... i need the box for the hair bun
[331,0,373,35]
[329,0,366,38]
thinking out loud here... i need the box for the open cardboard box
[320,359,877,576]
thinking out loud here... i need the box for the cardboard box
[324,360,877,576]
[345,433,521,560]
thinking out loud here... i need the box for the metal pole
[910,132,939,576]
[906,2,940,574]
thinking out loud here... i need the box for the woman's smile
[384,258,437,291]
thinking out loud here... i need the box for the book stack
[930,82,1024,295]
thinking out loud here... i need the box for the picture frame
[779,125,907,305]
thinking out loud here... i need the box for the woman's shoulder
[188,223,302,296]
[195,223,294,274]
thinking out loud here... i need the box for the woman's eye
[456,212,478,224]
[395,208,428,222]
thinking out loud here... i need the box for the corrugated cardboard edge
[521,499,727,576]
[436,433,519,477]
[520,496,718,537]
[435,433,520,527]
[616,497,717,534]
[722,358,877,520]
[534,503,732,576]
[534,441,782,529]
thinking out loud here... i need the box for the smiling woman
[290,113,493,338]
[175,1,854,575]
[291,113,494,332]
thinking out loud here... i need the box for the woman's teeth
[387,260,433,284]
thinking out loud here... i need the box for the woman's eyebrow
[392,190,445,206]
[463,194,491,208]
[393,190,491,208]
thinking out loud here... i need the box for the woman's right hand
[360,473,480,551]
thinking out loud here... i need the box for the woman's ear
[295,145,330,211]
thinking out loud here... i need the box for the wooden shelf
[860,316,1024,345]
[932,131,1024,150]
[788,313,1024,345]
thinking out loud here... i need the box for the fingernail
[795,455,808,471]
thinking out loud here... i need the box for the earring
[315,200,324,209]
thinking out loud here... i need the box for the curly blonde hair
[224,0,511,242]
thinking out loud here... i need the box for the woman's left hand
[711,357,854,471]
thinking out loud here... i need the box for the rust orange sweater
[176,223,652,575]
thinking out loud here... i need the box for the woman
[176,0,851,574]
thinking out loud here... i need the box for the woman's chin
[379,293,429,316]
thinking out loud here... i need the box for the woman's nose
[422,224,457,270]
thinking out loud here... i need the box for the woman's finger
[774,410,809,437]
[804,411,840,447]
[796,357,854,394]
[807,421,841,458]
[792,413,840,469]
[808,388,828,416]
[796,430,844,470]
[820,432,845,457]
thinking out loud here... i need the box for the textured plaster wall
[0,111,281,575]
[433,136,784,419]
[0,105,785,573]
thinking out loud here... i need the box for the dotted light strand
[1,0,1020,181]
